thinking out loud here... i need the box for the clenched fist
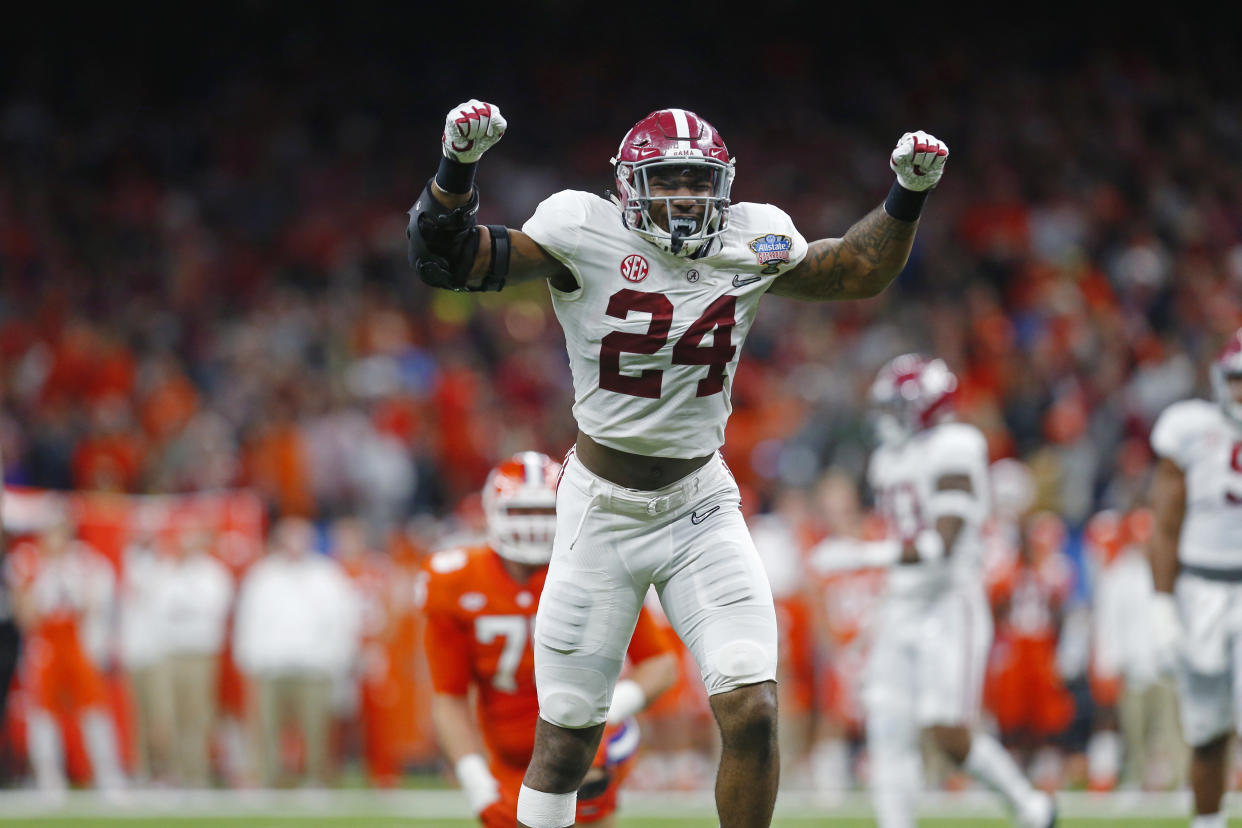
[889,130,948,192]
[442,99,507,163]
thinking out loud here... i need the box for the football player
[408,99,947,828]
[422,452,678,827]
[1149,328,1242,828]
[7,510,126,794]
[847,355,1054,828]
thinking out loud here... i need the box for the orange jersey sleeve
[625,606,675,664]
[423,603,472,696]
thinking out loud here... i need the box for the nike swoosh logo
[732,274,762,288]
[689,506,720,525]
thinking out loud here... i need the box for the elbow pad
[406,180,506,292]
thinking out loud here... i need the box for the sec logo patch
[620,254,649,282]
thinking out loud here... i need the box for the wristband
[914,529,946,562]
[884,180,929,222]
[607,679,646,725]
[455,753,499,813]
[436,156,477,195]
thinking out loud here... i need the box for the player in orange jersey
[422,452,679,827]
[7,511,125,794]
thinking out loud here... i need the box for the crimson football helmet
[611,108,735,257]
[1212,327,1242,425]
[868,353,959,444]
[481,451,561,565]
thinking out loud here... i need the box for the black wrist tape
[436,156,477,195]
[884,181,930,222]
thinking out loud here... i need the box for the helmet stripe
[521,452,542,485]
[669,108,692,152]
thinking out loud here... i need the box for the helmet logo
[620,254,649,283]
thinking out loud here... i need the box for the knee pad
[538,666,611,729]
[708,638,776,692]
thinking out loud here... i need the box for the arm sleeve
[520,190,591,299]
[925,424,991,520]
[925,424,990,480]
[1150,401,1202,469]
[422,569,473,695]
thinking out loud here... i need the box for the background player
[422,451,678,827]
[1148,327,1242,828]
[847,354,1054,828]
[408,98,946,828]
[6,511,125,795]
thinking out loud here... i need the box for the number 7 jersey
[523,190,808,458]
[420,544,674,771]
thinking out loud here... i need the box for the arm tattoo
[771,205,919,301]
[845,204,917,279]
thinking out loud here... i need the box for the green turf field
[0,788,1235,826]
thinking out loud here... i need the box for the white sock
[868,724,920,828]
[1192,815,1226,828]
[81,709,126,790]
[26,710,66,791]
[963,731,1038,811]
[516,784,576,828]
[1086,729,1120,787]
[810,738,851,791]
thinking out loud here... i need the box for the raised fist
[889,130,948,192]
[442,99,507,163]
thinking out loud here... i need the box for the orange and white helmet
[482,451,562,565]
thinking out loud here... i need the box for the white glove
[455,753,500,814]
[442,99,507,163]
[1150,592,1183,673]
[606,678,646,725]
[889,130,948,191]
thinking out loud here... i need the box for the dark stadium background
[2,0,1242,817]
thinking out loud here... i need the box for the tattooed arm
[767,204,918,301]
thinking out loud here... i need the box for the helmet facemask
[613,156,734,257]
[485,497,557,565]
[1213,364,1242,427]
[482,451,560,566]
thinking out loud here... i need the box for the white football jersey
[1150,399,1242,569]
[522,190,808,458]
[867,421,991,594]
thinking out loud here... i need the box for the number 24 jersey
[523,190,808,459]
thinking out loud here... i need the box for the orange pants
[985,632,1074,738]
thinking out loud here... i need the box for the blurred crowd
[1,10,1241,798]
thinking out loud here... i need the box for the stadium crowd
[1,10,1240,803]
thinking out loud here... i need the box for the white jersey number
[877,482,925,541]
[599,289,737,399]
[474,615,528,693]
